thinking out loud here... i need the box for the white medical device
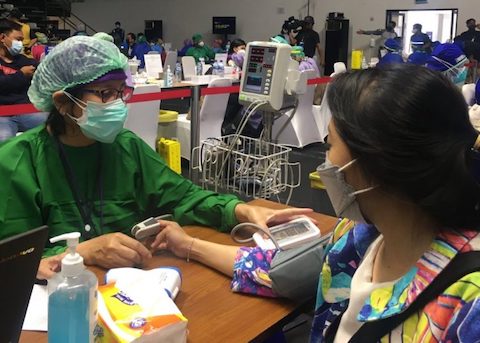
[131,214,173,240]
[239,41,308,111]
[106,267,182,300]
[252,216,321,250]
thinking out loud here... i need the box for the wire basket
[192,135,301,201]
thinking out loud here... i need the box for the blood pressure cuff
[269,239,325,302]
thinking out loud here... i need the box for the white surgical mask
[198,41,205,47]
[316,157,375,223]
[7,39,23,56]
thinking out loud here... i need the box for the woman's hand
[150,220,194,258]
[37,254,65,280]
[234,203,316,228]
[77,232,152,269]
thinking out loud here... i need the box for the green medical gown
[0,126,242,256]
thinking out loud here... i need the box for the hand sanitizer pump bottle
[48,232,98,343]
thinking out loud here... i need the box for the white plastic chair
[312,62,347,141]
[125,84,161,150]
[164,51,178,75]
[181,56,196,80]
[176,78,232,159]
[463,83,477,106]
[273,70,323,147]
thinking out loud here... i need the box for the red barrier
[201,85,240,96]
[307,77,332,85]
[128,88,191,103]
[0,77,332,116]
[0,103,37,116]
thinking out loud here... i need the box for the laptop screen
[0,226,48,342]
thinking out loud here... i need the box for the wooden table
[20,199,337,343]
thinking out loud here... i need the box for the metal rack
[192,134,300,202]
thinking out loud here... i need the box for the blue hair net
[384,38,401,52]
[28,36,128,111]
[407,51,430,66]
[476,80,480,105]
[426,43,467,71]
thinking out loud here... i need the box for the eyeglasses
[80,85,134,103]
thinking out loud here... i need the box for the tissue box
[98,268,187,343]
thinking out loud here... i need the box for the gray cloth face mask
[317,157,375,223]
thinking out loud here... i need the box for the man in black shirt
[455,18,480,61]
[111,21,125,48]
[301,16,324,67]
[0,19,46,142]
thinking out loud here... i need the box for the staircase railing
[51,0,97,34]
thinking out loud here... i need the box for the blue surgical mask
[64,92,128,143]
[8,39,23,56]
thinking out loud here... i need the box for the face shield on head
[432,56,468,87]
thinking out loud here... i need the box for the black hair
[127,32,136,40]
[327,64,480,229]
[388,21,396,27]
[228,38,246,55]
[46,87,83,137]
[467,18,476,25]
[115,21,121,26]
[413,23,422,30]
[46,107,67,137]
[8,8,22,20]
[0,19,22,35]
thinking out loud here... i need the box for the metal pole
[189,85,201,184]
[263,111,274,143]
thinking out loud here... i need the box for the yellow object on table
[158,138,181,174]
[351,50,363,70]
[309,171,325,190]
[159,110,179,123]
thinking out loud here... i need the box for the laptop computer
[0,226,48,343]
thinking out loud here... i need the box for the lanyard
[55,136,104,239]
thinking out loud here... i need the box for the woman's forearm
[189,239,239,277]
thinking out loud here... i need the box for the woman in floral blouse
[153,64,480,342]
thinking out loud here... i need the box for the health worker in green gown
[0,36,311,279]
[186,33,215,63]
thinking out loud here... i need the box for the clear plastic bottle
[218,60,225,77]
[174,62,182,82]
[164,65,173,87]
[212,60,219,75]
[48,233,98,343]
[196,61,203,75]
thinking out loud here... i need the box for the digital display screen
[271,223,309,241]
[245,76,262,92]
[212,17,236,34]
[144,218,157,226]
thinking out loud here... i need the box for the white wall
[72,0,478,54]
[71,0,308,49]
[310,0,478,54]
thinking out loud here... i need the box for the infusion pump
[239,41,308,111]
